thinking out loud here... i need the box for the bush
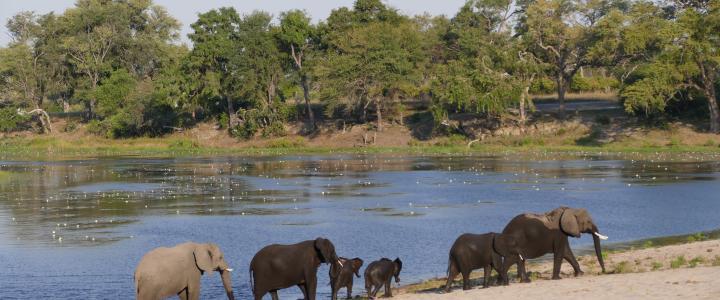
[651,261,663,270]
[687,232,708,243]
[86,119,109,136]
[262,122,286,138]
[614,261,631,273]
[670,256,686,269]
[688,257,704,268]
[530,77,556,94]
[0,107,31,132]
[63,122,78,133]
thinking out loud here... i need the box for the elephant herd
[133,206,608,299]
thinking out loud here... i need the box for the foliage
[0,107,31,132]
[670,255,687,269]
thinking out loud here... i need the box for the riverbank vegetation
[1,0,720,148]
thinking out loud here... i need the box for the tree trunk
[520,85,530,132]
[375,98,382,132]
[301,74,315,130]
[227,97,239,129]
[556,74,567,118]
[704,88,720,134]
[89,80,98,119]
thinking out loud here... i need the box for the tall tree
[318,1,422,131]
[522,0,620,117]
[622,0,720,132]
[187,7,242,128]
[278,10,317,130]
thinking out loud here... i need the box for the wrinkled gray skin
[502,207,607,283]
[364,258,402,299]
[134,242,234,300]
[329,257,364,300]
[249,238,342,300]
[444,232,523,292]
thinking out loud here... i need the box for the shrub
[687,232,708,243]
[688,257,704,268]
[86,119,108,136]
[0,107,31,132]
[651,261,663,270]
[63,122,78,133]
[642,240,654,248]
[262,122,286,138]
[670,256,686,269]
[614,261,631,273]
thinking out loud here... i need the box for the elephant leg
[518,258,530,283]
[483,266,492,288]
[371,282,383,298]
[299,283,309,300]
[347,283,353,299]
[445,261,458,292]
[270,290,279,300]
[384,278,392,297]
[461,270,471,290]
[306,273,318,300]
[563,243,583,276]
[552,250,564,280]
[178,288,188,300]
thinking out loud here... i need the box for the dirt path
[394,240,720,300]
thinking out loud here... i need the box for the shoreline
[1,136,720,161]
[393,233,720,299]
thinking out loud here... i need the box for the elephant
[249,237,343,300]
[444,232,523,292]
[329,257,364,300]
[501,207,608,283]
[134,242,235,300]
[364,258,402,299]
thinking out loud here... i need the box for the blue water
[1,154,719,299]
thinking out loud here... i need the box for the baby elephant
[445,232,523,292]
[134,242,235,300]
[364,258,402,299]
[329,257,364,300]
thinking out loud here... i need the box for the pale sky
[0,0,467,46]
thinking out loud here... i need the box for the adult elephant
[134,242,235,300]
[501,207,608,282]
[249,237,343,300]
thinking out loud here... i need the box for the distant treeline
[1,0,719,137]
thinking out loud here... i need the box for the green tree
[318,1,421,131]
[622,0,720,133]
[523,0,623,117]
[278,9,317,129]
[187,7,242,128]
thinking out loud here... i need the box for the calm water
[1,154,719,299]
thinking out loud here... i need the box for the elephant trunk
[220,269,235,300]
[592,225,606,273]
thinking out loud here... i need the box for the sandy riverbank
[394,240,720,300]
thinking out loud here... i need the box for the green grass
[687,232,708,243]
[670,256,687,269]
[1,134,720,161]
[651,261,663,270]
[614,261,631,273]
[688,256,705,268]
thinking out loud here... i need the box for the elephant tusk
[225,268,233,272]
[519,254,524,261]
[337,260,344,268]
[593,232,608,240]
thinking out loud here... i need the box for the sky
[0,0,467,47]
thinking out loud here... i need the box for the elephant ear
[314,238,330,263]
[492,234,511,257]
[194,244,215,275]
[352,258,364,277]
[561,209,581,238]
